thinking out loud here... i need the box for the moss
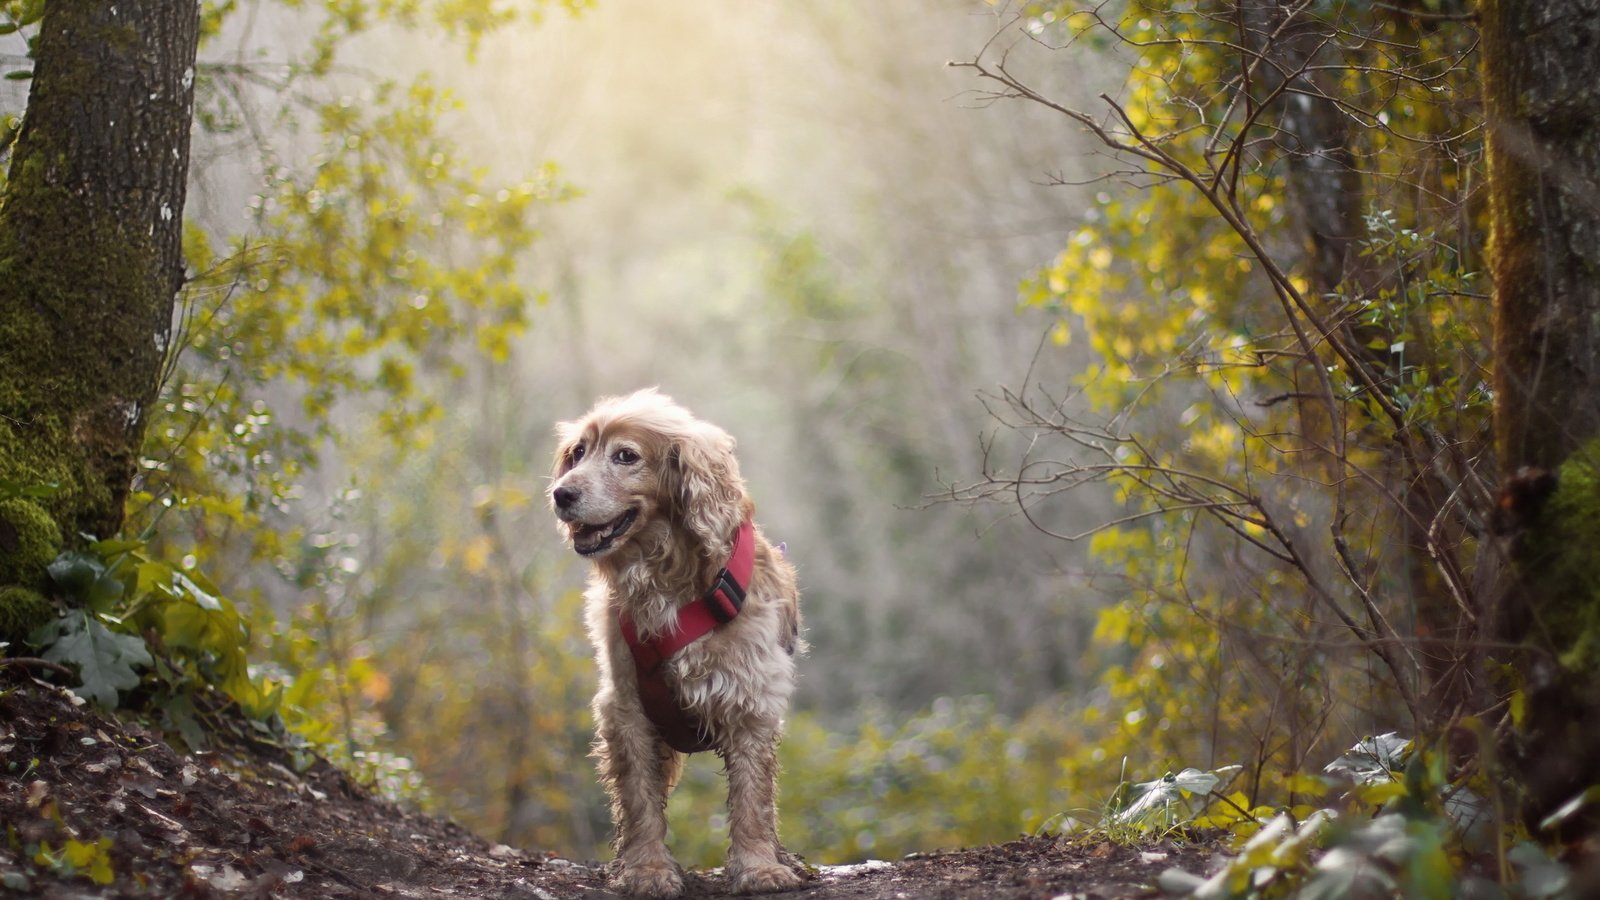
[0,585,54,644]
[1527,439,1600,676]
[0,497,62,589]
[0,128,157,543]
[0,413,90,530]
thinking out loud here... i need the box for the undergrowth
[2,479,420,801]
[1060,734,1586,898]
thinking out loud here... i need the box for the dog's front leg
[597,706,683,898]
[723,726,802,894]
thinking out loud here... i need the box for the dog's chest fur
[585,550,799,736]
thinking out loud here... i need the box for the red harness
[619,518,755,753]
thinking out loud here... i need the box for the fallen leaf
[83,754,121,774]
[202,864,248,891]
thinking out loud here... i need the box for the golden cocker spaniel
[550,389,804,898]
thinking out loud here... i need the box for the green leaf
[47,550,106,594]
[160,693,207,751]
[40,614,152,707]
[85,570,125,614]
[90,537,147,557]
[4,69,30,81]
[158,598,241,652]
[135,560,172,598]
[46,549,125,612]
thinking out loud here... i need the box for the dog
[549,389,804,898]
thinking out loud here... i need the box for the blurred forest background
[9,0,1594,888]
[3,0,1121,864]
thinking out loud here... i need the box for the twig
[0,656,76,679]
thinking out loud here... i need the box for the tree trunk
[1482,0,1600,823]
[0,0,201,636]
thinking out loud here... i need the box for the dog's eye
[613,448,640,465]
[570,444,586,464]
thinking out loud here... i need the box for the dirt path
[0,670,1213,898]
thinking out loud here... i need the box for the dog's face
[550,390,745,561]
[550,419,665,558]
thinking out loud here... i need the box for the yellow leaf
[461,534,493,576]
[60,838,114,884]
[1356,781,1408,805]
[1282,772,1327,795]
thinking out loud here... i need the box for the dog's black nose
[553,486,580,510]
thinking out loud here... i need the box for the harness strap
[619,518,756,753]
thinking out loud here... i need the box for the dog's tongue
[572,509,634,554]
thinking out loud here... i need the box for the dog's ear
[665,423,747,554]
[552,420,584,479]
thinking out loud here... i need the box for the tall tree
[1482,0,1600,820]
[0,0,201,638]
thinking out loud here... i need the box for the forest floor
[1,668,1222,898]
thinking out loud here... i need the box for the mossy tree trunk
[1482,0,1600,823]
[0,1,201,638]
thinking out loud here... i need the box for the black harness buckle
[705,567,746,623]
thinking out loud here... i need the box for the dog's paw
[615,859,684,898]
[730,862,803,894]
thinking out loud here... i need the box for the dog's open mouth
[571,507,638,556]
